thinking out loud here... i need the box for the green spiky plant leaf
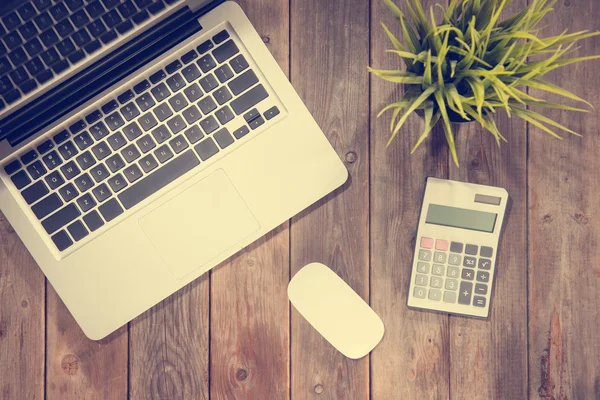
[370,0,600,166]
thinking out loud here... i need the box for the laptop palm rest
[139,169,260,279]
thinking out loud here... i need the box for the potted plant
[370,0,600,165]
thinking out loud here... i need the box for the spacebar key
[118,150,200,209]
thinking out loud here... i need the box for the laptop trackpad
[139,169,260,279]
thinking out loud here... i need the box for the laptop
[0,0,347,339]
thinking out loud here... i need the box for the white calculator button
[447,266,459,278]
[448,254,461,265]
[415,274,428,286]
[416,262,430,273]
[432,264,445,276]
[434,252,446,263]
[443,291,456,303]
[430,276,443,288]
[413,287,426,298]
[445,279,458,290]
[428,289,441,301]
[418,249,431,261]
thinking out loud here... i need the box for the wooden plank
[289,0,370,398]
[369,1,451,398]
[447,2,529,397]
[0,213,45,400]
[528,1,600,398]
[209,1,290,398]
[129,276,210,399]
[45,286,128,399]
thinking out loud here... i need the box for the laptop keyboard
[2,28,282,253]
[0,0,183,114]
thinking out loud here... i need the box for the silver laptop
[0,0,347,339]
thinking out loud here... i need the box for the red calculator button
[420,237,433,249]
[435,240,448,251]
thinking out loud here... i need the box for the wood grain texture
[447,1,529,398]
[45,285,128,400]
[0,212,45,400]
[290,0,370,398]
[210,1,290,399]
[528,1,600,398]
[369,1,451,399]
[129,274,210,399]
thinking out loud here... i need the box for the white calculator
[407,178,509,318]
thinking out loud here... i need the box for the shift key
[231,84,268,115]
[42,204,81,234]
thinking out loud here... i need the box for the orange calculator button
[420,237,433,249]
[435,240,448,251]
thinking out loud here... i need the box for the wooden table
[1,0,600,398]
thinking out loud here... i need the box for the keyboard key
[121,102,140,121]
[85,110,103,124]
[148,1,166,15]
[51,230,73,251]
[136,93,156,112]
[77,193,96,212]
[42,203,81,234]
[215,64,234,83]
[199,115,219,135]
[243,108,260,123]
[25,57,44,76]
[213,87,232,105]
[475,283,488,295]
[119,150,200,209]
[0,75,13,94]
[34,12,53,32]
[154,102,173,122]
[107,132,127,150]
[84,40,102,54]
[151,125,171,144]
[215,106,234,124]
[137,135,156,153]
[108,173,128,192]
[199,74,218,93]
[90,121,109,140]
[151,82,170,102]
[45,170,65,189]
[230,54,249,73]
[67,220,88,241]
[463,256,476,268]
[21,150,38,165]
[24,39,44,58]
[165,59,182,74]
[106,112,125,130]
[92,183,111,202]
[212,30,230,44]
[60,161,80,179]
[248,116,264,130]
[41,48,60,66]
[3,12,22,31]
[139,112,158,131]
[229,70,259,96]
[118,89,134,104]
[37,140,54,154]
[197,95,216,114]
[86,1,106,18]
[4,32,23,51]
[26,160,46,180]
[74,173,93,191]
[11,169,31,189]
[18,4,37,21]
[413,287,426,299]
[184,125,203,144]
[194,137,219,161]
[264,106,280,120]
[40,28,60,47]
[32,193,62,219]
[87,19,107,37]
[480,246,493,258]
[123,164,142,183]
[49,3,69,21]
[103,9,122,29]
[473,296,486,308]
[182,64,201,83]
[139,153,158,173]
[19,21,38,41]
[68,119,86,135]
[183,83,203,102]
[197,40,213,54]
[65,0,85,12]
[83,210,104,231]
[72,28,92,47]
[465,244,478,255]
[57,18,76,37]
[197,54,216,73]
[115,20,134,34]
[450,241,463,253]
[476,271,490,283]
[181,50,198,64]
[91,141,111,160]
[121,144,141,163]
[4,159,21,175]
[101,0,121,9]
[10,66,29,85]
[149,69,166,84]
[231,84,268,115]
[106,153,125,172]
[90,163,109,182]
[166,73,186,92]
[232,125,249,139]
[458,281,473,305]
[169,135,189,154]
[58,183,78,202]
[213,128,234,149]
[98,198,123,222]
[168,93,188,112]
[4,89,22,104]
[100,30,118,45]
[132,9,150,25]
[52,60,70,75]
[73,132,93,150]
[22,181,49,204]
[154,145,173,163]
[33,0,52,11]
[182,104,201,124]
[76,151,96,170]
[36,69,53,84]
[42,150,63,169]
[461,268,474,281]
[429,277,443,289]
[118,0,137,18]
[478,258,492,270]
[213,40,239,63]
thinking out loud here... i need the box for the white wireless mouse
[288,263,384,359]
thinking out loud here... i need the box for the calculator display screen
[425,204,497,233]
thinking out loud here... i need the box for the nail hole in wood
[314,384,324,394]
[61,354,79,376]
[236,368,248,381]
[21,300,28,308]
[262,36,270,44]
[345,151,357,163]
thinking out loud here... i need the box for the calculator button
[448,254,461,265]
[461,269,474,281]
[432,264,445,276]
[475,283,488,295]
[428,289,442,301]
[413,287,426,299]
[450,241,463,253]
[463,256,476,268]
[465,244,478,255]
[433,252,446,263]
[435,239,448,251]
[445,279,458,291]
[420,237,433,249]
[480,246,493,257]
[443,291,456,303]
[430,276,443,288]
[478,258,492,270]
[476,271,490,282]
[415,274,428,286]
[416,262,430,274]
[446,266,459,278]
[418,249,431,261]
[458,281,473,305]
[473,296,486,307]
